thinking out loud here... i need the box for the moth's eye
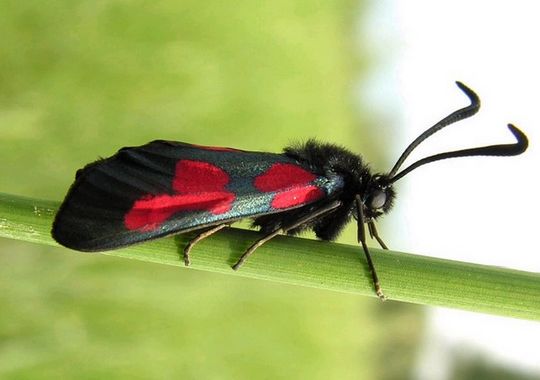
[369,190,387,210]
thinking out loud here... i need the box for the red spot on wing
[271,186,324,209]
[254,163,317,191]
[255,163,324,209]
[124,160,235,231]
[124,192,234,231]
[173,160,229,193]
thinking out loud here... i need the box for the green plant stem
[1,192,539,320]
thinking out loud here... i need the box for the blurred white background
[361,1,540,379]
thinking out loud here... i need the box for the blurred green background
[0,1,425,379]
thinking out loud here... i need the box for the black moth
[52,82,528,300]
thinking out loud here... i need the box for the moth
[52,82,528,299]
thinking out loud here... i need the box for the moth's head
[360,174,395,219]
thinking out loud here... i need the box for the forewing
[52,141,344,251]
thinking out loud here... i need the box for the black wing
[52,141,345,251]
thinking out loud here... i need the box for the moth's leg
[232,201,342,270]
[231,229,281,270]
[367,220,388,250]
[184,224,229,266]
[356,196,386,301]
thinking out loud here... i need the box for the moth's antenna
[390,124,528,183]
[388,81,479,179]
[388,82,528,183]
